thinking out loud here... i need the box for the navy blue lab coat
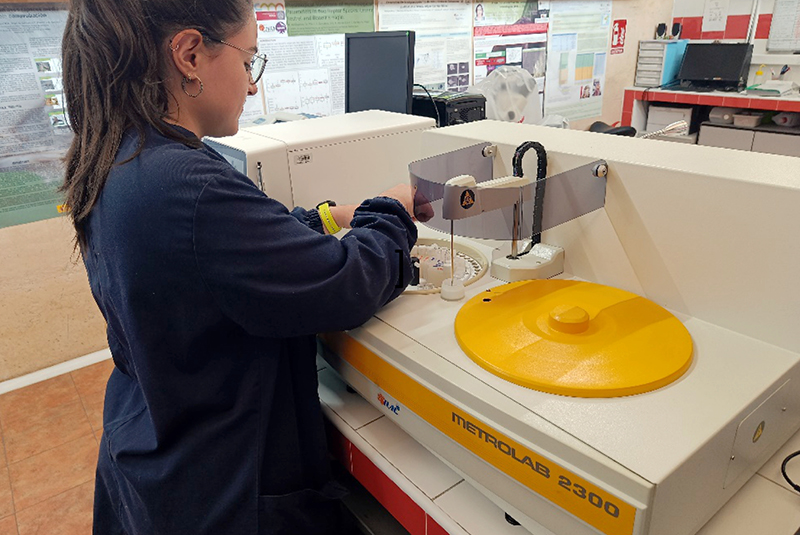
[83,124,416,535]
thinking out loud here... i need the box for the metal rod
[450,221,455,286]
[746,0,761,44]
[639,120,688,139]
[256,161,264,191]
[510,200,520,259]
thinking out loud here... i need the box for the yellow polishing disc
[454,280,693,398]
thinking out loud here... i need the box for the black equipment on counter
[345,31,415,114]
[412,90,486,127]
[676,42,753,92]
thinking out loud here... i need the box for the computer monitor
[345,31,415,114]
[677,43,753,87]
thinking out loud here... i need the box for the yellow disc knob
[454,279,694,398]
[548,305,590,334]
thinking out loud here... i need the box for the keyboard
[671,83,740,93]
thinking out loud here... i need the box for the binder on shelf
[745,80,799,97]
[634,40,688,88]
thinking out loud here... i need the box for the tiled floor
[2,356,798,535]
[0,359,113,535]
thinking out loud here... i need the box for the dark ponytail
[61,0,252,248]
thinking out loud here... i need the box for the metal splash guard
[410,142,608,240]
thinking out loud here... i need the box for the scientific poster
[0,9,70,159]
[473,0,550,36]
[0,7,70,228]
[286,1,375,36]
[473,0,550,94]
[255,3,289,38]
[767,0,800,52]
[543,0,611,121]
[258,34,346,116]
[378,0,473,92]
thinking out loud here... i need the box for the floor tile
[84,401,103,434]
[9,435,97,512]
[434,481,525,535]
[0,376,80,427]
[697,475,800,535]
[16,480,93,535]
[318,368,383,430]
[758,425,800,493]
[0,467,13,519]
[0,514,17,535]
[357,416,462,500]
[3,401,93,464]
[70,360,112,406]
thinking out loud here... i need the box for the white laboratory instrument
[409,139,605,288]
[205,110,435,208]
[318,120,800,535]
[405,238,488,295]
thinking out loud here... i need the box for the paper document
[702,0,730,33]
[746,80,799,96]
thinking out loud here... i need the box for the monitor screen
[345,31,415,114]
[677,43,753,84]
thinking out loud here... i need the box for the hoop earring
[181,75,203,98]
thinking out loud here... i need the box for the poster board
[768,0,800,52]
[0,0,612,230]
[0,3,70,229]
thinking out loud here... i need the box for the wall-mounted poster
[473,1,550,95]
[0,6,71,228]
[378,0,473,92]
[543,0,611,121]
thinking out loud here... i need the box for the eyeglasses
[203,35,268,85]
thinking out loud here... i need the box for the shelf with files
[634,40,688,88]
[697,121,800,156]
[621,87,800,134]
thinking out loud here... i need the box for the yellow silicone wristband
[318,203,341,234]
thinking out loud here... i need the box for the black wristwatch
[316,200,336,209]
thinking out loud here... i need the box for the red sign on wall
[611,19,627,55]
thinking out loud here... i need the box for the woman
[61,1,416,533]
[475,3,485,22]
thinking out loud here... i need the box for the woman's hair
[61,0,253,247]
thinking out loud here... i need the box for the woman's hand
[380,183,434,222]
[327,183,430,232]
[378,184,416,219]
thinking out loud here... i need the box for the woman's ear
[167,29,205,78]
